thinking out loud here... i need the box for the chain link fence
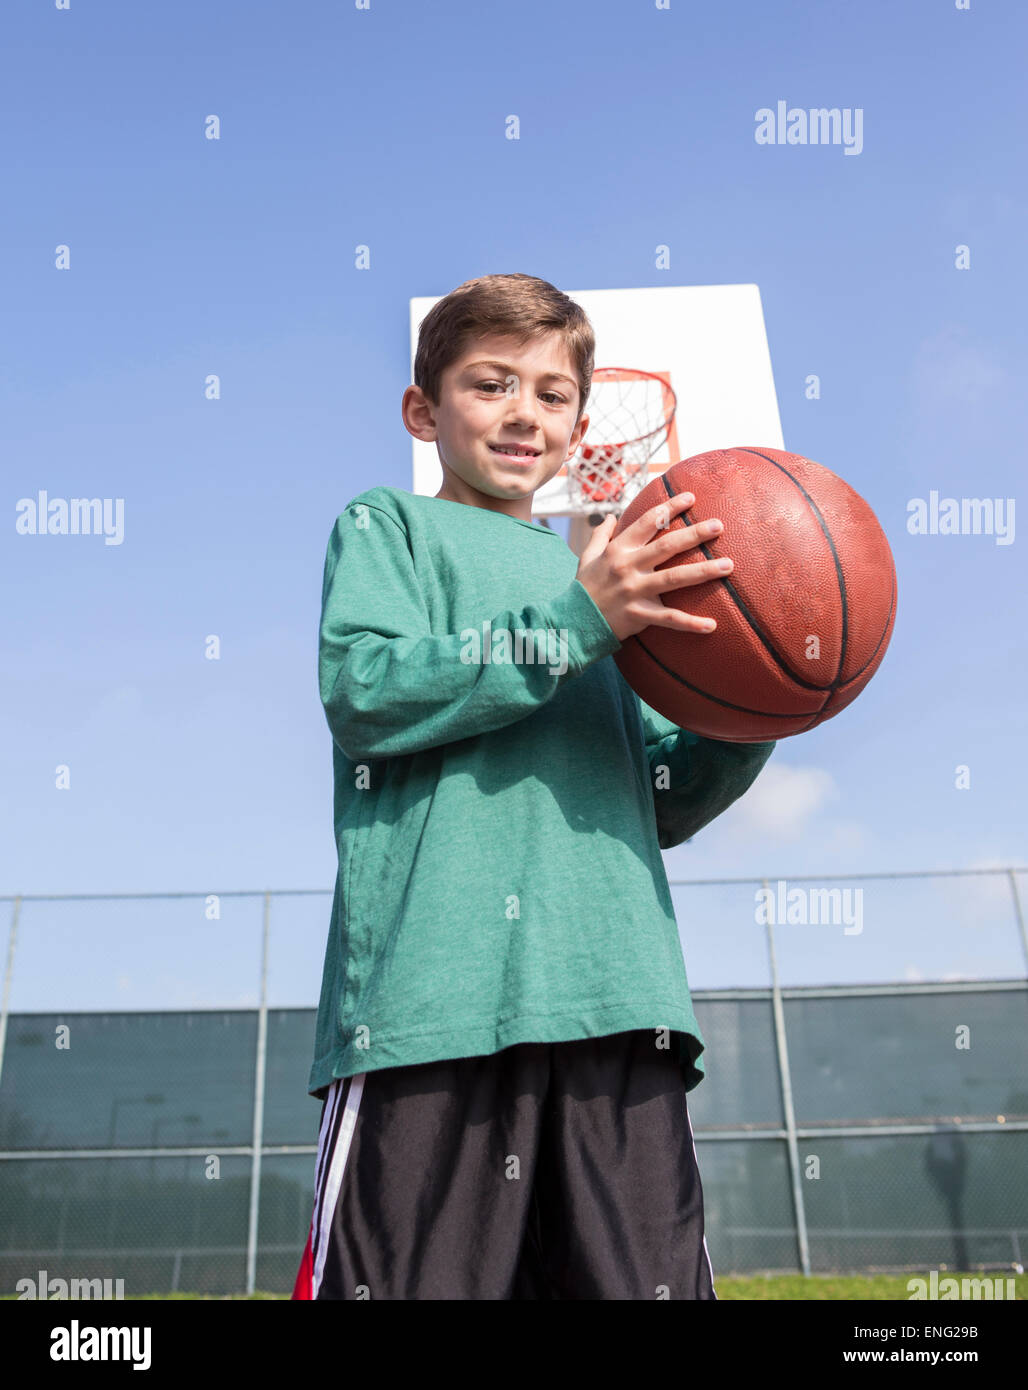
[1,870,1026,1294]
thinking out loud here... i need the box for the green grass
[714,1272,1026,1300]
[8,1272,1023,1300]
[114,1272,1026,1300]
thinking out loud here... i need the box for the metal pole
[763,879,811,1277]
[1008,870,1028,978]
[245,891,271,1296]
[0,895,22,1093]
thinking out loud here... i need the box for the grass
[714,1272,1026,1300]
[106,1272,1024,1300]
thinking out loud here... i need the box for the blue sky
[1,0,1026,1009]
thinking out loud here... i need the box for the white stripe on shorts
[311,1073,365,1299]
[684,1099,717,1300]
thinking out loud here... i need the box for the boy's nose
[504,403,541,429]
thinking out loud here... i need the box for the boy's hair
[413,273,595,424]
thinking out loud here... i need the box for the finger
[649,515,725,563]
[622,491,696,545]
[645,555,734,593]
[578,513,616,562]
[636,600,718,633]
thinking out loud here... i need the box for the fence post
[1008,870,1028,978]
[245,891,271,1296]
[763,879,811,1277]
[0,895,22,1094]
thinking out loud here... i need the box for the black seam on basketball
[841,557,896,683]
[659,466,833,693]
[738,449,850,687]
[630,632,825,720]
[734,562,893,734]
[797,710,827,733]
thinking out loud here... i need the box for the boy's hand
[575,491,733,643]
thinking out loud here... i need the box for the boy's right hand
[575,492,733,643]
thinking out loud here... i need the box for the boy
[292,273,776,1300]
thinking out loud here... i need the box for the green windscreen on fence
[1,988,1026,1294]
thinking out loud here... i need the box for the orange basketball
[612,447,898,741]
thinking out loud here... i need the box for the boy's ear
[402,385,439,443]
[566,411,589,459]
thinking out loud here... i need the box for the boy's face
[402,331,589,521]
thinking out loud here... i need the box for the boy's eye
[478,380,566,405]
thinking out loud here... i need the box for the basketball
[611,447,898,742]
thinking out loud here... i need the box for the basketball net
[565,368,677,516]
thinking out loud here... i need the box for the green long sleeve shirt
[307,486,776,1098]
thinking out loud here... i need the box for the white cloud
[732,760,838,841]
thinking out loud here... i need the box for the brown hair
[413,273,595,423]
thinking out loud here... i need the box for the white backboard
[409,283,784,518]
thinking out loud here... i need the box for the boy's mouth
[488,443,542,461]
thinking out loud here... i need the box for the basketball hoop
[572,443,630,505]
[564,367,677,517]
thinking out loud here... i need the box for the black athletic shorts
[291,1028,716,1300]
